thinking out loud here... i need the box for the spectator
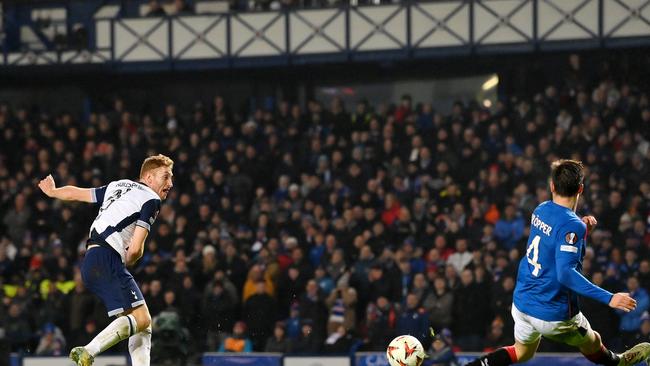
[163,290,179,314]
[411,273,430,303]
[494,204,525,250]
[633,313,650,344]
[69,321,98,352]
[242,264,275,302]
[243,281,277,351]
[618,276,650,347]
[278,265,308,319]
[299,280,328,342]
[363,263,394,304]
[396,293,429,341]
[581,271,620,345]
[177,275,200,329]
[364,296,396,351]
[426,329,458,366]
[394,94,412,124]
[482,318,512,352]
[172,0,193,14]
[195,245,219,291]
[35,323,66,356]
[293,320,321,354]
[314,266,335,297]
[423,277,454,333]
[37,281,66,328]
[264,321,292,353]
[285,303,302,340]
[447,238,472,274]
[5,303,31,352]
[325,285,357,334]
[638,260,650,294]
[203,279,236,349]
[147,280,166,317]
[2,194,30,246]
[145,0,167,16]
[323,325,355,354]
[325,248,347,282]
[218,321,253,353]
[452,269,482,351]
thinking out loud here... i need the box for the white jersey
[89,179,161,263]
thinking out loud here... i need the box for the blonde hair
[139,154,174,178]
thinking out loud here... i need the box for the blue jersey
[513,201,612,321]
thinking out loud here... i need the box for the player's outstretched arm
[126,226,148,267]
[555,223,614,306]
[38,174,94,202]
[609,292,637,312]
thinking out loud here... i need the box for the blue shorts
[81,245,145,317]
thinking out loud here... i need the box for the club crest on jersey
[565,232,578,244]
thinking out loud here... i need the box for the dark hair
[550,159,584,197]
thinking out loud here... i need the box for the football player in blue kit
[38,154,174,366]
[466,159,650,366]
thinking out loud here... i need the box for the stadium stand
[1,49,649,365]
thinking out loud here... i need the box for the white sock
[128,325,152,366]
[85,314,136,356]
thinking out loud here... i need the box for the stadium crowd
[0,54,649,362]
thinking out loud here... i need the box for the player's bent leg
[577,330,621,366]
[577,328,603,355]
[538,311,619,366]
[514,338,540,363]
[72,247,142,364]
[125,303,152,332]
[128,324,152,366]
[125,304,153,366]
[574,328,650,366]
[83,313,138,357]
[464,339,539,366]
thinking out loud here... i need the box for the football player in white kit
[38,154,174,366]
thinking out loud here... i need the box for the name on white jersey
[531,213,553,236]
[115,181,148,190]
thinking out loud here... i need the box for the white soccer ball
[386,335,426,366]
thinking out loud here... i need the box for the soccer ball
[386,335,426,366]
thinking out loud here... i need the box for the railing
[1,0,650,70]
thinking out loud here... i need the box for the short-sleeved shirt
[89,179,160,263]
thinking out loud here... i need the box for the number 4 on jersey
[526,235,542,276]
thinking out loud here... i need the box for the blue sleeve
[136,199,161,232]
[91,185,108,204]
[555,221,613,305]
[218,342,225,352]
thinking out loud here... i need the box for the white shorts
[511,304,593,346]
